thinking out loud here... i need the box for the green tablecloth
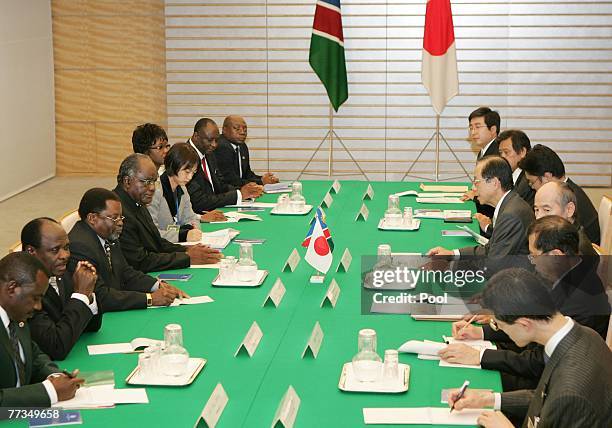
[4,180,501,427]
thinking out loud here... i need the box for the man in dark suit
[428,156,534,259]
[519,144,600,244]
[114,154,222,273]
[0,252,83,406]
[440,218,609,391]
[446,268,612,428]
[69,188,181,312]
[186,118,262,212]
[461,107,501,221]
[215,115,279,187]
[21,218,101,360]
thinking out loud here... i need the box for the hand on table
[461,189,476,201]
[240,182,263,199]
[448,388,494,411]
[186,244,222,265]
[49,370,84,401]
[477,411,514,428]
[452,320,485,340]
[160,281,190,299]
[262,172,279,185]
[200,210,227,223]
[186,228,203,242]
[438,343,481,365]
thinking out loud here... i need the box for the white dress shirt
[0,305,58,404]
[230,142,243,179]
[49,276,98,315]
[512,168,522,185]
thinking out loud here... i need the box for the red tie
[201,157,214,192]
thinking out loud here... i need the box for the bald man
[215,115,279,187]
[534,181,597,256]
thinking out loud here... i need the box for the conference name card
[321,192,334,208]
[336,248,352,272]
[282,248,301,272]
[363,184,374,200]
[271,386,301,428]
[302,321,324,359]
[262,278,286,308]
[331,180,341,194]
[320,279,341,308]
[235,321,263,357]
[194,383,228,428]
[355,203,370,222]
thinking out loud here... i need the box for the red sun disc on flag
[314,236,330,256]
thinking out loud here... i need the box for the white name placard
[235,321,263,357]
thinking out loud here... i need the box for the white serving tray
[338,362,410,393]
[270,204,313,215]
[378,218,421,231]
[125,357,206,386]
[212,269,268,287]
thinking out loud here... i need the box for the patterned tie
[235,146,242,178]
[104,240,113,270]
[8,321,26,385]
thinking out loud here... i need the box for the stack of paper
[264,182,292,194]
[213,212,262,223]
[53,385,148,409]
[151,295,214,308]
[363,407,486,425]
[180,228,240,249]
[420,183,469,193]
[87,338,162,355]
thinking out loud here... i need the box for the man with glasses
[461,107,501,221]
[215,115,279,187]
[132,123,171,175]
[69,187,186,311]
[113,154,222,273]
[21,218,101,360]
[444,268,612,428]
[187,118,263,212]
[518,144,600,244]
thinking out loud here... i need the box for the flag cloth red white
[302,208,334,273]
[421,0,459,115]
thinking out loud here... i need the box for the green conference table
[6,180,501,427]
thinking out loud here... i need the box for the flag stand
[310,270,325,284]
[297,105,370,181]
[401,114,471,182]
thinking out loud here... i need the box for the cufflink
[18,322,24,328]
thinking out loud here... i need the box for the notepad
[420,183,469,193]
[264,182,292,193]
[363,407,485,425]
[151,295,214,308]
[87,338,162,355]
[53,385,149,409]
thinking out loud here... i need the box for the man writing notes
[215,115,279,186]
[519,144,600,245]
[114,154,222,273]
[186,118,263,212]
[0,252,83,406]
[461,107,501,220]
[21,218,101,360]
[445,268,612,428]
[69,188,182,311]
[427,156,534,259]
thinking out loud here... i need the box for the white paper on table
[363,407,485,425]
[220,212,262,222]
[439,360,482,369]
[54,385,115,409]
[264,182,292,193]
[111,388,149,404]
[394,190,464,198]
[419,183,469,193]
[180,228,239,249]
[87,338,162,355]
[417,354,441,361]
[151,295,214,308]
[190,263,220,269]
[225,202,276,208]
[398,340,446,356]
[437,337,496,369]
[457,225,489,245]
[416,197,464,204]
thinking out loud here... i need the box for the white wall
[0,0,55,201]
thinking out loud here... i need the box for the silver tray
[212,269,268,287]
[378,218,421,231]
[338,362,410,393]
[125,357,206,386]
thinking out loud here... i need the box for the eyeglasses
[471,177,488,185]
[101,215,125,224]
[468,124,488,132]
[489,318,499,331]
[150,143,170,151]
[135,177,157,187]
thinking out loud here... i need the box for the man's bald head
[534,181,577,222]
[222,115,247,144]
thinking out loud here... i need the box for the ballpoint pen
[450,380,470,413]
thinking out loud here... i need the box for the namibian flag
[302,208,334,252]
[302,208,334,273]
[309,0,348,112]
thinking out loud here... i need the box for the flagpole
[328,104,334,176]
[435,114,440,181]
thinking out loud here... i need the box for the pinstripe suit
[501,323,612,427]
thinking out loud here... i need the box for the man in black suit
[519,144,600,244]
[215,115,279,187]
[446,268,612,428]
[0,252,83,406]
[428,156,534,259]
[21,218,101,360]
[461,107,501,221]
[69,188,181,312]
[186,118,262,212]
[114,154,222,273]
[440,217,609,390]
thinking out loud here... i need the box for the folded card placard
[282,249,300,272]
[194,383,228,428]
[301,322,324,359]
[355,204,369,222]
[321,192,334,208]
[320,279,341,308]
[271,386,301,428]
[363,184,374,200]
[235,321,263,357]
[336,248,352,273]
[331,180,341,194]
[262,278,286,308]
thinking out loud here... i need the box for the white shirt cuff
[494,393,502,410]
[71,293,98,315]
[453,249,460,257]
[236,190,242,204]
[151,280,160,292]
[484,224,490,232]
[43,379,59,404]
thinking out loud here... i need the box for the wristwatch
[146,293,153,307]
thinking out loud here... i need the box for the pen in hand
[450,380,470,413]
[458,314,478,336]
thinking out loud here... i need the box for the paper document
[457,225,489,245]
[395,190,464,198]
[54,385,149,409]
[264,182,292,193]
[211,212,262,224]
[420,183,469,193]
[398,340,446,356]
[226,202,276,208]
[363,407,486,425]
[87,338,162,355]
[151,295,214,308]
[180,228,239,249]
[416,197,464,204]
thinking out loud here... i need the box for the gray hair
[117,153,149,184]
[554,182,577,222]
